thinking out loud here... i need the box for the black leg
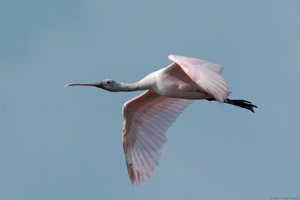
[206,98,257,112]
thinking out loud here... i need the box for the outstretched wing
[122,90,192,185]
[168,55,230,102]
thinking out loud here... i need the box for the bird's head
[64,79,120,92]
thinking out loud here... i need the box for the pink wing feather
[122,90,192,185]
[168,55,230,102]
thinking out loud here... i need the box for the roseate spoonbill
[65,55,257,185]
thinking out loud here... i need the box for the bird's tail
[225,98,257,113]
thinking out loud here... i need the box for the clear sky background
[1,0,299,200]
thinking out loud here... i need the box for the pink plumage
[65,55,256,185]
[122,90,192,184]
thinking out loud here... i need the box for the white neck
[114,73,156,92]
[116,82,142,91]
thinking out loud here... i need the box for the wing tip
[169,54,185,62]
[168,55,175,61]
[168,54,184,60]
[128,163,140,186]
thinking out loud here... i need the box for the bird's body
[119,65,209,99]
[65,55,256,185]
[145,67,208,99]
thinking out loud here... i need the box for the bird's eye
[106,81,111,85]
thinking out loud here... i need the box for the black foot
[226,99,257,113]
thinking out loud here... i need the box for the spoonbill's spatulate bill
[65,55,257,185]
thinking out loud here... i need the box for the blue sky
[1,0,300,199]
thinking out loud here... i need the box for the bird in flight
[65,55,257,185]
